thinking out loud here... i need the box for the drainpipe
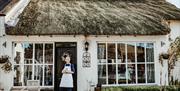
[0,14,6,56]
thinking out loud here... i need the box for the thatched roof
[5,0,180,35]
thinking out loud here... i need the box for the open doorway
[54,42,77,91]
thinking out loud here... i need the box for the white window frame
[97,42,156,86]
[13,42,55,88]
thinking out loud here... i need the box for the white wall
[0,35,168,91]
[172,61,180,81]
[166,0,180,8]
[162,21,180,53]
[169,21,180,40]
[0,16,5,56]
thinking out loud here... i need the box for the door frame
[54,42,77,91]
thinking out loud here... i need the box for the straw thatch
[5,0,180,35]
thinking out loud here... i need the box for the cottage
[1,0,180,91]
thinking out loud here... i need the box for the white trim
[53,42,55,86]
[145,43,147,84]
[42,43,45,86]
[135,43,138,84]
[115,43,118,84]
[125,43,128,84]
[32,43,35,80]
[105,42,108,85]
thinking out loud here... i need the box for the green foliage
[168,36,180,83]
[101,86,180,91]
[169,77,180,86]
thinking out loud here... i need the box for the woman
[59,54,75,91]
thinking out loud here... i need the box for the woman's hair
[62,51,71,61]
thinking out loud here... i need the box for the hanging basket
[0,55,9,64]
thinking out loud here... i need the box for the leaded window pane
[24,65,33,86]
[117,43,126,63]
[147,64,155,83]
[24,43,33,64]
[137,64,145,83]
[108,43,116,63]
[35,44,43,64]
[45,44,53,64]
[127,43,135,63]
[128,64,136,84]
[118,64,126,84]
[98,65,106,84]
[108,64,116,84]
[137,43,145,62]
[97,43,106,60]
[146,43,154,62]
[44,65,53,86]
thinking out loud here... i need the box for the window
[13,43,54,86]
[98,42,155,85]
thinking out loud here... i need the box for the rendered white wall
[161,21,180,53]
[166,0,180,8]
[169,21,180,40]
[0,35,168,91]
[172,61,180,81]
[0,16,5,56]
[162,20,180,82]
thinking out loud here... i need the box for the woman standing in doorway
[59,54,75,91]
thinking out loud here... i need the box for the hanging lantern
[84,41,89,51]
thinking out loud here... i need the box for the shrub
[101,86,180,91]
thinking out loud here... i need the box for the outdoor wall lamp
[84,41,89,51]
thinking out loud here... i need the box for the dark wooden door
[55,42,77,91]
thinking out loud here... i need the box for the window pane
[137,64,145,83]
[45,44,53,64]
[35,44,43,64]
[127,43,135,63]
[118,64,126,84]
[44,65,53,86]
[147,64,155,83]
[24,43,33,64]
[98,65,106,84]
[146,43,154,62]
[108,64,116,84]
[128,64,136,84]
[14,65,23,86]
[137,43,145,62]
[24,65,32,86]
[98,43,106,60]
[117,43,125,63]
[34,65,43,86]
[108,43,116,63]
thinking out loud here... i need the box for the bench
[26,80,40,91]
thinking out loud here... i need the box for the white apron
[59,65,73,88]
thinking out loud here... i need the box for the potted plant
[0,55,10,63]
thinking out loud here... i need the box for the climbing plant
[168,36,180,84]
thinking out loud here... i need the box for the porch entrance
[55,42,77,91]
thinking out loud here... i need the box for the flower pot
[0,58,8,63]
